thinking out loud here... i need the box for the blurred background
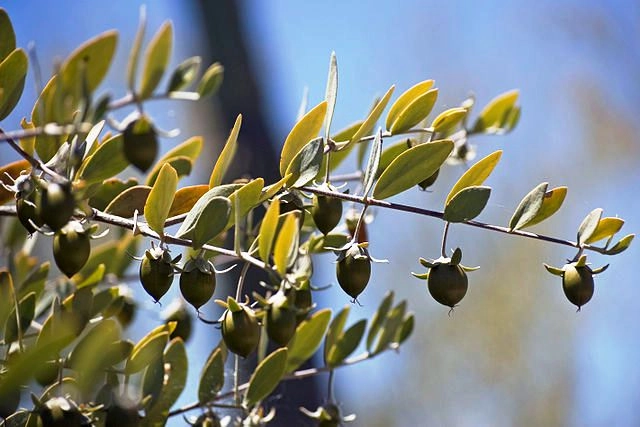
[2,1,639,426]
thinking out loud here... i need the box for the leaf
[446,150,502,204]
[0,159,30,205]
[273,213,299,276]
[77,134,128,184]
[105,185,151,218]
[4,292,35,344]
[347,86,395,150]
[431,107,467,134]
[584,217,625,244]
[509,182,548,231]
[227,178,264,229]
[577,208,603,246]
[139,21,173,99]
[197,62,224,98]
[32,76,60,162]
[244,348,288,407]
[175,196,231,249]
[166,56,201,92]
[389,88,438,134]
[324,306,350,364]
[126,331,169,374]
[285,309,331,373]
[259,201,280,263]
[374,139,410,179]
[443,186,491,223]
[280,101,327,177]
[284,137,323,187]
[362,128,383,197]
[472,90,519,133]
[17,262,49,301]
[210,115,241,187]
[317,121,364,180]
[0,48,28,120]
[395,313,414,345]
[373,301,406,355]
[374,140,453,200]
[326,319,366,368]
[520,186,567,229]
[259,175,290,203]
[146,136,202,186]
[145,156,192,187]
[366,291,394,352]
[127,6,146,91]
[605,234,634,255]
[168,184,209,216]
[144,164,178,236]
[386,80,434,130]
[0,9,16,61]
[199,348,225,403]
[324,51,338,141]
[305,233,350,254]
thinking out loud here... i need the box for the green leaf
[146,136,202,186]
[105,185,151,218]
[366,291,394,352]
[326,319,366,368]
[584,217,625,244]
[128,6,146,92]
[446,150,502,204]
[362,128,383,198]
[374,140,453,200]
[139,21,173,99]
[175,196,231,249]
[523,186,567,228]
[375,139,410,179]
[431,107,467,134]
[210,114,241,187]
[605,234,634,255]
[144,164,178,236]
[244,348,288,407]
[389,88,438,135]
[347,86,395,150]
[273,213,299,276]
[0,48,27,120]
[280,101,327,177]
[74,264,105,289]
[17,262,49,301]
[324,306,350,364]
[198,347,225,403]
[4,292,35,344]
[317,121,364,179]
[386,80,434,130]
[509,182,548,231]
[146,156,192,187]
[577,208,603,246]
[77,134,128,184]
[227,178,264,229]
[197,62,224,98]
[285,308,331,373]
[443,186,491,223]
[166,56,201,92]
[305,233,350,254]
[32,76,60,162]
[126,331,169,374]
[0,9,16,62]
[0,270,15,331]
[259,201,280,263]
[285,137,323,187]
[373,301,406,355]
[472,90,519,133]
[395,313,414,345]
[324,52,338,141]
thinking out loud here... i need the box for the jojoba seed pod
[418,168,440,190]
[139,249,175,303]
[39,182,75,231]
[266,294,297,346]
[180,268,216,310]
[427,264,468,308]
[123,115,158,172]
[34,359,60,387]
[16,194,43,233]
[53,225,91,278]
[562,264,594,309]
[311,194,343,235]
[163,300,193,342]
[38,397,90,427]
[222,306,260,358]
[0,384,20,419]
[336,248,371,300]
[294,286,313,324]
[105,400,140,427]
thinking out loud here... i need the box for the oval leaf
[144,164,178,236]
[168,184,209,217]
[273,213,299,276]
[324,51,338,141]
[4,292,35,344]
[77,134,127,184]
[386,80,434,130]
[146,136,203,186]
[584,217,624,245]
[366,291,394,352]
[431,107,467,134]
[0,48,28,120]
[373,301,407,355]
[324,306,350,364]
[375,140,410,179]
[167,56,201,92]
[523,186,567,229]
[285,137,323,188]
[0,159,30,205]
[280,101,327,177]
[175,196,231,249]
[285,309,331,373]
[198,348,225,403]
[0,9,16,61]
[105,185,151,218]
[389,88,438,135]
[197,62,224,98]
[139,21,173,99]
[244,348,288,407]
[446,150,502,204]
[326,319,366,368]
[259,201,280,263]
[210,115,241,187]
[444,186,491,223]
[362,128,383,197]
[472,90,519,133]
[509,182,548,231]
[347,86,395,150]
[577,208,603,246]
[605,234,634,255]
[374,140,453,200]
[126,331,169,374]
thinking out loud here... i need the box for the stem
[352,205,369,244]
[233,353,240,405]
[106,91,201,111]
[441,222,450,258]
[0,128,65,181]
[328,369,335,402]
[235,262,251,302]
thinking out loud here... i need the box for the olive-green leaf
[509,182,548,231]
[4,292,35,344]
[273,213,299,276]
[584,217,625,245]
[175,196,231,249]
[285,308,331,373]
[126,331,169,374]
[395,313,414,345]
[77,134,128,184]
[197,62,224,98]
[105,185,151,218]
[317,121,364,180]
[128,6,146,92]
[523,186,567,228]
[167,56,201,92]
[446,150,502,204]
[244,347,288,407]
[431,107,467,134]
[366,291,394,352]
[373,140,453,200]
[198,348,225,403]
[373,301,406,355]
[146,136,202,186]
[285,137,323,188]
[324,51,338,141]
[17,262,49,301]
[210,114,241,187]
[280,101,327,177]
[605,234,634,255]
[577,208,603,246]
[389,88,438,135]
[305,232,350,254]
[443,186,491,223]
[326,319,366,368]
[139,21,173,99]
[347,86,395,150]
[144,164,178,236]
[146,156,192,187]
[259,201,280,263]
[472,89,519,133]
[0,9,16,62]
[227,178,264,229]
[0,48,27,120]
[67,318,119,370]
[375,139,410,179]
[386,80,434,130]
[324,305,350,364]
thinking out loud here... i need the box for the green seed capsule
[311,193,343,235]
[53,224,91,278]
[222,305,260,358]
[39,183,75,231]
[562,265,594,309]
[139,248,175,303]
[336,246,371,300]
[427,264,468,308]
[123,115,158,172]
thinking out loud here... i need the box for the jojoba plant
[0,7,634,427]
